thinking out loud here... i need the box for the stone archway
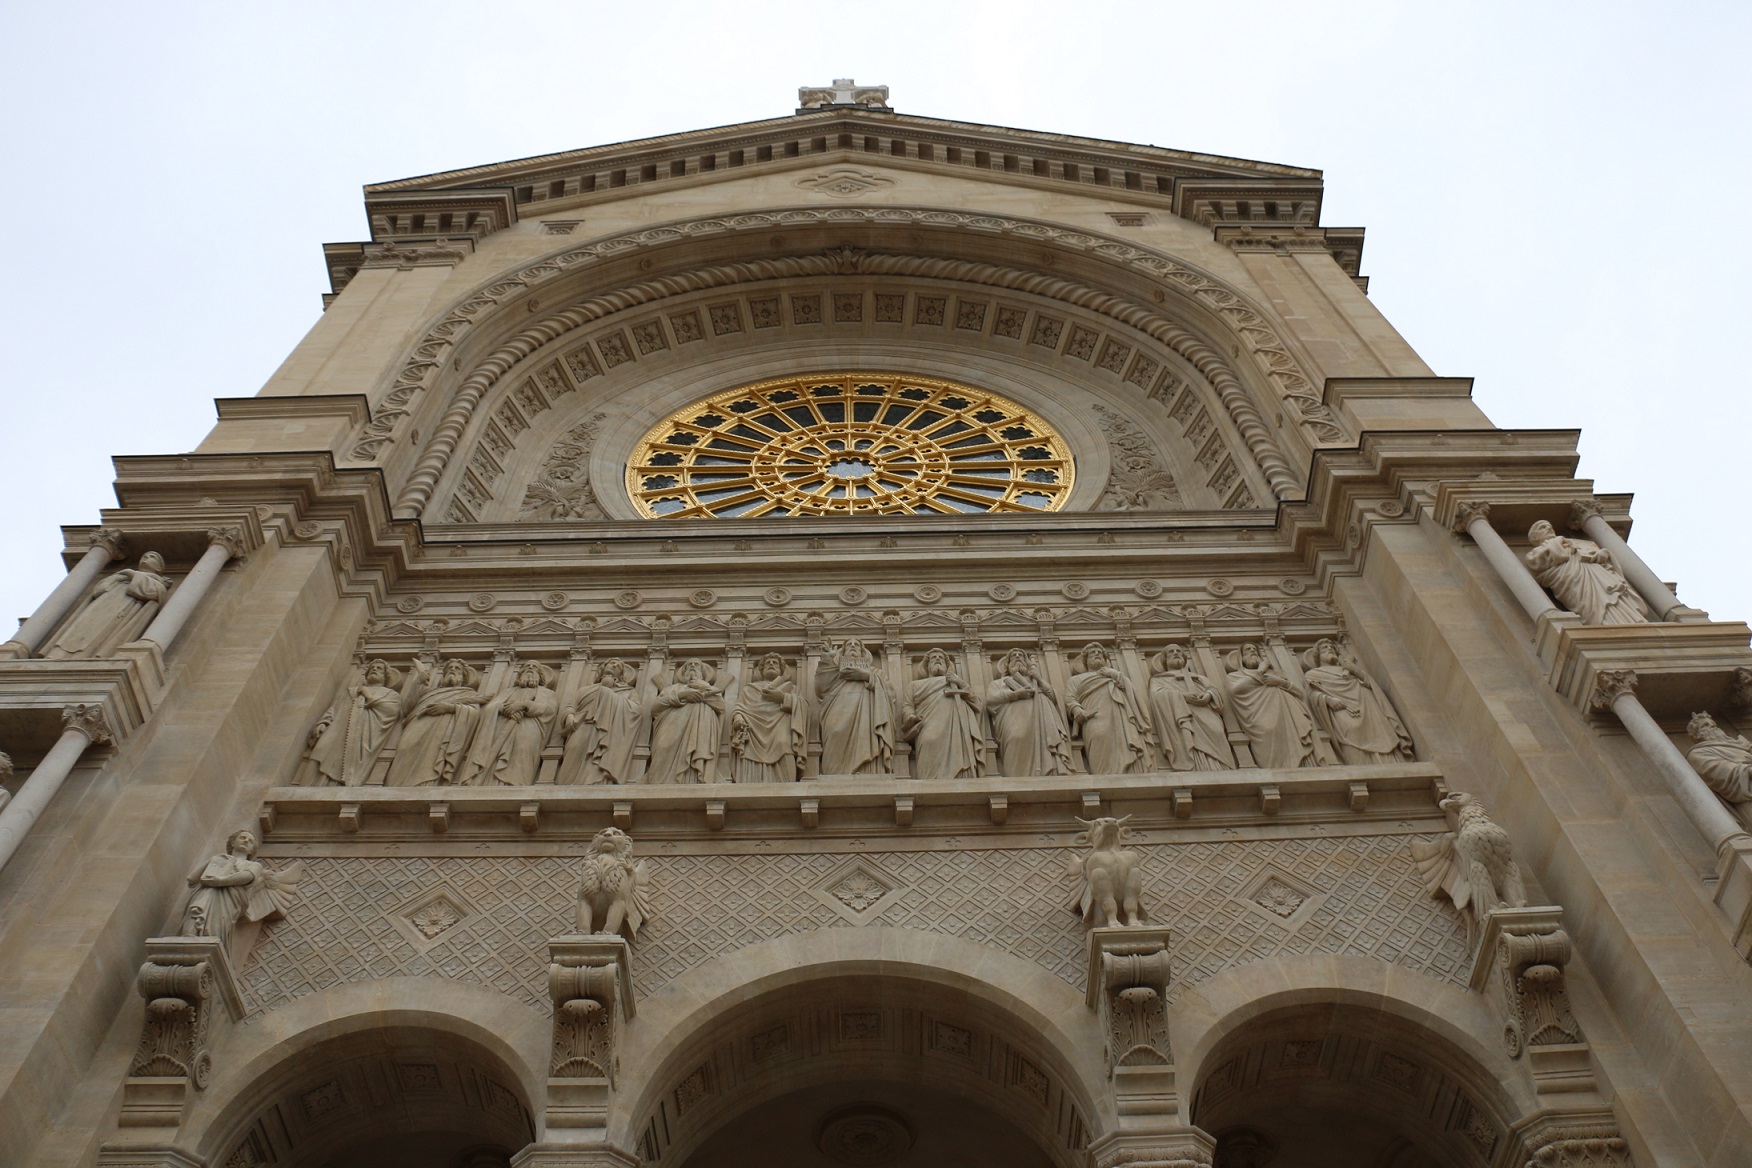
[199,1024,538,1168]
[1187,998,1524,1168]
[615,932,1107,1168]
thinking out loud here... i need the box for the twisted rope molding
[353,207,1334,514]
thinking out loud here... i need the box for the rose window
[626,373,1074,518]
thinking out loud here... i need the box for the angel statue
[178,829,302,963]
[574,827,652,942]
[1069,815,1150,928]
[1410,791,1527,948]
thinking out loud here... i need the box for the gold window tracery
[625,373,1074,518]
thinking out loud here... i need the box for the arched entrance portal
[1191,1001,1521,1168]
[627,964,1099,1168]
[205,1024,537,1168]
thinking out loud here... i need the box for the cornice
[362,110,1319,196]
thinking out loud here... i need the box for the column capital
[1588,669,1639,712]
[1568,498,1605,529]
[204,526,247,560]
[63,703,114,746]
[1733,666,1752,709]
[1454,499,1492,532]
[87,528,128,558]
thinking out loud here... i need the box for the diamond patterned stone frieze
[241,835,1468,1017]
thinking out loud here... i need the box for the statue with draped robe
[730,653,806,782]
[304,658,408,786]
[178,829,302,964]
[557,658,643,785]
[1686,712,1752,825]
[1300,639,1413,764]
[645,658,725,784]
[1225,644,1319,769]
[461,662,558,786]
[1523,519,1649,625]
[815,638,895,775]
[986,649,1074,777]
[1065,643,1151,775]
[903,647,984,780]
[1147,644,1234,772]
[386,659,484,787]
[43,551,172,660]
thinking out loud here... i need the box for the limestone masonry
[0,82,1748,1168]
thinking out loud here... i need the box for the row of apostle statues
[300,635,1414,786]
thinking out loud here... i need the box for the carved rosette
[130,960,215,1087]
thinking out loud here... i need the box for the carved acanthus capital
[1087,1129,1215,1168]
[1733,666,1752,709]
[1589,669,1639,712]
[1087,927,1174,1076]
[1454,500,1492,533]
[205,527,247,560]
[1568,499,1605,530]
[121,937,244,1128]
[88,528,128,559]
[63,703,114,746]
[1469,908,1593,1095]
[546,935,635,1128]
[1513,1107,1635,1168]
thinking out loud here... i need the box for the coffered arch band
[433,282,1274,524]
[354,208,1337,518]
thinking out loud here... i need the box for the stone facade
[0,85,1748,1168]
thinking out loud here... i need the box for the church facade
[1,84,1749,1168]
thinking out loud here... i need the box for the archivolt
[354,208,1337,516]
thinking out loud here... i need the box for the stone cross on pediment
[798,78,891,112]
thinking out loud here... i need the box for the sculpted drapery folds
[1300,639,1413,765]
[1146,644,1234,772]
[558,658,644,786]
[385,659,484,787]
[1225,643,1319,769]
[1410,791,1528,947]
[816,638,896,775]
[462,661,559,786]
[43,551,172,660]
[731,653,807,783]
[178,830,302,961]
[645,658,725,785]
[1065,643,1151,775]
[986,648,1074,777]
[1523,519,1650,625]
[305,659,409,787]
[904,647,985,781]
[1686,712,1752,821]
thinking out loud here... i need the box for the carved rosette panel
[242,836,1467,1016]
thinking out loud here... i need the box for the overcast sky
[1,1,1746,628]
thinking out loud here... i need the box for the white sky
[1,1,1746,626]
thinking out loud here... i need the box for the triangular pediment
[353,109,1328,245]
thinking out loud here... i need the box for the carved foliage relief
[241,834,1468,1016]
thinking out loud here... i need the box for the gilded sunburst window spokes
[626,374,1074,518]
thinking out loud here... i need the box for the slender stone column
[1571,499,1684,621]
[1591,670,1745,849]
[0,529,127,659]
[0,705,114,873]
[1454,501,1559,622]
[140,528,244,651]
